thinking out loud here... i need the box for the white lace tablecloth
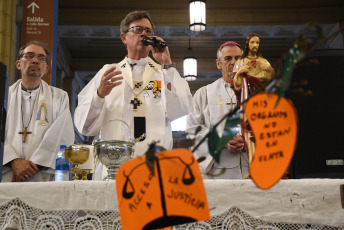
[0,179,343,229]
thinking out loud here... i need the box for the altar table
[0,179,343,229]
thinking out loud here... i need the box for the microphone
[142,37,167,48]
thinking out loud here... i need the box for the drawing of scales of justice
[116,148,210,230]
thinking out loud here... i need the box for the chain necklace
[127,59,148,110]
[226,88,236,109]
[129,83,145,111]
[19,85,39,143]
[223,81,236,109]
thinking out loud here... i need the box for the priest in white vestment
[73,11,192,180]
[186,41,249,179]
[2,41,75,182]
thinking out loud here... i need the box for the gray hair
[18,40,50,64]
[216,42,242,61]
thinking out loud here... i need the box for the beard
[26,65,43,78]
[250,48,258,55]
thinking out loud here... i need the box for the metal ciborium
[93,119,135,181]
[65,144,90,180]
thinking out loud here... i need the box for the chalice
[65,145,90,180]
[81,169,92,180]
[93,119,135,181]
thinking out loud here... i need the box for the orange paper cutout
[245,93,298,189]
[116,148,210,230]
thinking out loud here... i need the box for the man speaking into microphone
[74,10,193,180]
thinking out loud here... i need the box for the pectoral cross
[212,96,235,109]
[19,126,32,143]
[212,95,236,131]
[130,97,142,110]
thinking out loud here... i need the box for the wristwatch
[162,62,176,69]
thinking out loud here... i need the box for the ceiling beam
[59,2,344,26]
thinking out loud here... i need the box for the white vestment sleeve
[74,65,111,136]
[186,86,213,173]
[81,92,105,135]
[163,67,193,121]
[30,91,74,169]
[3,87,19,166]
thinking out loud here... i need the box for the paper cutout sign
[245,93,298,189]
[116,148,210,230]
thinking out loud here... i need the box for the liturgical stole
[116,58,167,156]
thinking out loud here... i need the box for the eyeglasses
[21,52,47,63]
[128,26,153,36]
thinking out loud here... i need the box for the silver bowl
[94,140,134,180]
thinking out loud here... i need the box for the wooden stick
[340,184,344,209]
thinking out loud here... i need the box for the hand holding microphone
[143,36,172,67]
[142,37,167,48]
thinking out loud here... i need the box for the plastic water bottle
[55,145,70,181]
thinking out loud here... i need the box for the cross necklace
[129,87,145,110]
[19,87,38,143]
[212,90,236,109]
[128,62,145,110]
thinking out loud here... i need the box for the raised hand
[97,66,123,98]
